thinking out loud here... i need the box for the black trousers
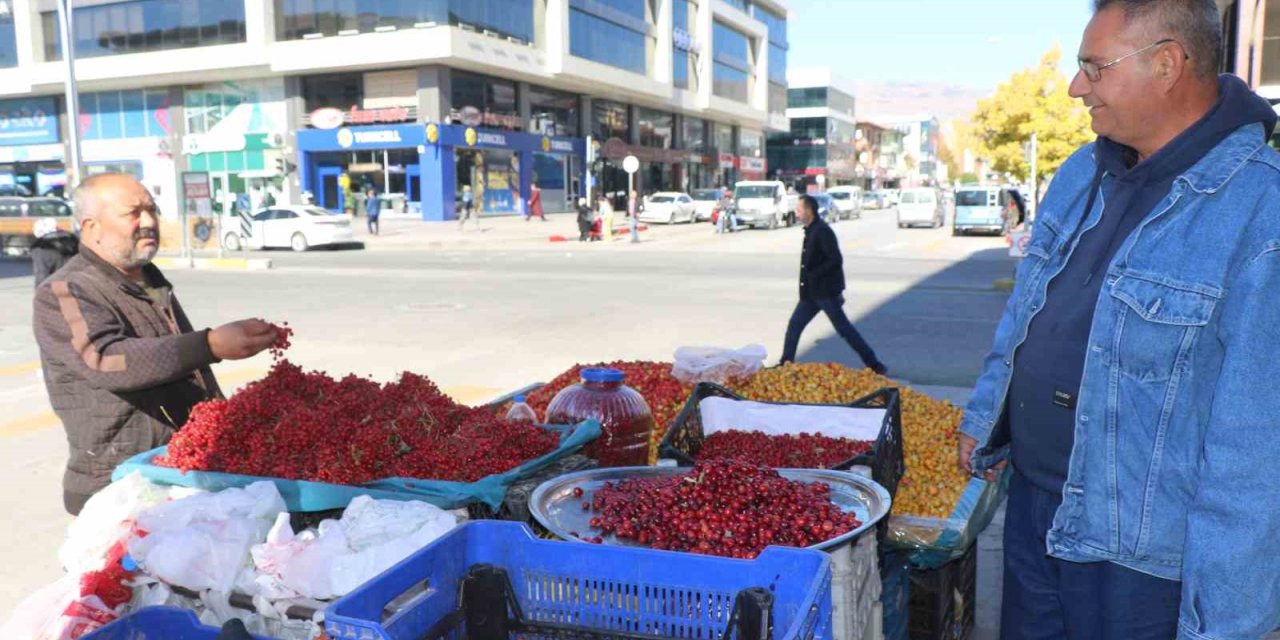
[780,295,880,367]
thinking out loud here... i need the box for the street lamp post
[55,0,84,189]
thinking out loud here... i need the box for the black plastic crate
[907,544,977,640]
[659,382,905,541]
[466,454,597,524]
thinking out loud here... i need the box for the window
[185,80,286,138]
[569,7,647,74]
[739,129,763,157]
[768,144,827,171]
[42,0,246,61]
[80,89,172,140]
[637,108,673,148]
[713,21,750,101]
[721,0,747,11]
[713,122,734,153]
[303,73,362,112]
[0,10,16,68]
[681,116,706,152]
[673,50,691,90]
[789,117,826,140]
[768,43,786,84]
[592,100,629,141]
[768,82,787,117]
[827,88,856,119]
[275,0,533,42]
[787,87,827,108]
[450,71,521,131]
[752,4,786,46]
[528,85,579,137]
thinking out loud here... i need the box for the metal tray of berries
[529,465,891,553]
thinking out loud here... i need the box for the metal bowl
[529,466,891,552]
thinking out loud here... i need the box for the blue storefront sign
[295,122,585,222]
[0,97,60,147]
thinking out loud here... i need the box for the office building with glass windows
[0,0,789,221]
[766,67,861,190]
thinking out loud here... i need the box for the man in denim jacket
[957,1,1280,638]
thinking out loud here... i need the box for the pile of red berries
[579,458,860,558]
[267,321,293,362]
[158,336,559,485]
[698,430,873,469]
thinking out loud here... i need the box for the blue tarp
[112,420,601,512]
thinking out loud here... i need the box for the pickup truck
[732,180,797,229]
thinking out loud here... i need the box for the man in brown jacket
[33,174,277,515]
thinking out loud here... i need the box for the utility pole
[55,0,83,188]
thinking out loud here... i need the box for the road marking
[0,411,59,438]
[0,361,40,377]
[924,240,947,252]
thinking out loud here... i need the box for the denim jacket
[962,124,1280,640]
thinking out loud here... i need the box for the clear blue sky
[784,0,1096,90]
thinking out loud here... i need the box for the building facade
[873,115,942,188]
[766,67,860,191]
[0,0,789,221]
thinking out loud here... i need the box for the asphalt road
[0,206,1015,627]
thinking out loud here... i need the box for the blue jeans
[1001,471,1181,640]
[780,296,880,367]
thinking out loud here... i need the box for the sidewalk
[360,213,611,251]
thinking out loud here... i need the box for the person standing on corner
[576,197,593,242]
[458,185,478,230]
[33,174,278,515]
[364,187,381,236]
[779,195,888,375]
[959,2,1280,638]
[30,217,79,287]
[628,190,641,243]
[528,183,547,221]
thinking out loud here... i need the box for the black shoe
[870,362,889,376]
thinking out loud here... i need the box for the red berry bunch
[79,541,134,609]
[698,430,873,469]
[267,321,292,362]
[157,357,559,485]
[580,458,860,558]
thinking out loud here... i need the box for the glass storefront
[713,122,735,154]
[0,97,64,197]
[450,71,521,132]
[682,117,707,152]
[275,0,534,42]
[456,148,520,214]
[569,0,649,74]
[303,73,361,111]
[185,80,287,216]
[739,129,764,158]
[528,85,580,138]
[592,100,629,141]
[42,0,246,61]
[713,21,750,101]
[672,0,694,90]
[637,109,673,149]
[788,87,827,108]
[0,10,16,68]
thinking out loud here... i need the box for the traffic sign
[623,155,639,174]
[1009,230,1031,258]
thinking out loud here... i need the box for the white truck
[731,180,797,229]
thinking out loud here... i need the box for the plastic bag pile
[1,473,459,639]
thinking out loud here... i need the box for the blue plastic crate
[327,521,834,640]
[81,607,275,640]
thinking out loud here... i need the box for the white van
[896,188,944,229]
[732,180,796,229]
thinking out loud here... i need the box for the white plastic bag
[671,345,768,385]
[0,576,118,640]
[128,481,286,593]
[59,472,200,575]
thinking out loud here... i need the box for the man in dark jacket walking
[780,195,887,374]
[31,217,79,287]
[33,174,278,514]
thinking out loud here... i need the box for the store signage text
[0,97,59,146]
[740,157,766,172]
[310,105,415,130]
[454,106,523,131]
[337,128,404,148]
[549,139,575,153]
[475,132,508,146]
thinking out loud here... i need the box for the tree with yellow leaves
[971,44,1094,187]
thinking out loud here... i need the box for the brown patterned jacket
[33,249,222,514]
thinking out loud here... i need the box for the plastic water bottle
[506,395,538,423]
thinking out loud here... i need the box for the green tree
[971,44,1093,185]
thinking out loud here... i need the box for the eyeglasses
[1078,38,1180,82]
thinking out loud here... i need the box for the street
[0,207,1013,635]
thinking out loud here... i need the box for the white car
[896,188,945,229]
[223,205,357,252]
[638,192,697,224]
[691,189,721,221]
[827,186,863,220]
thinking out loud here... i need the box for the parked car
[812,193,838,223]
[876,189,900,208]
[732,180,796,229]
[896,188,944,229]
[953,185,1018,235]
[0,196,74,256]
[861,191,885,210]
[638,192,697,224]
[827,186,863,220]
[223,205,357,252]
[691,189,721,221]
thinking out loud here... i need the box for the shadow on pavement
[796,247,1013,389]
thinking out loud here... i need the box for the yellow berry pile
[727,363,968,518]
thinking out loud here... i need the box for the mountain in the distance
[852,81,992,124]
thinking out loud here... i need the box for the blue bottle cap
[121,554,139,572]
[514,395,526,403]
[581,368,625,383]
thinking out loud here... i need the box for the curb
[153,257,273,271]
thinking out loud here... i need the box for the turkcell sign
[353,129,402,144]
[549,139,575,153]
[476,132,508,146]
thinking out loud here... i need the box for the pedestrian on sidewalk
[628,190,641,243]
[959,2,1280,638]
[33,174,277,514]
[528,184,547,221]
[364,187,381,236]
[599,194,615,242]
[779,195,887,375]
[30,217,78,287]
[458,185,479,230]
[576,197,593,242]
